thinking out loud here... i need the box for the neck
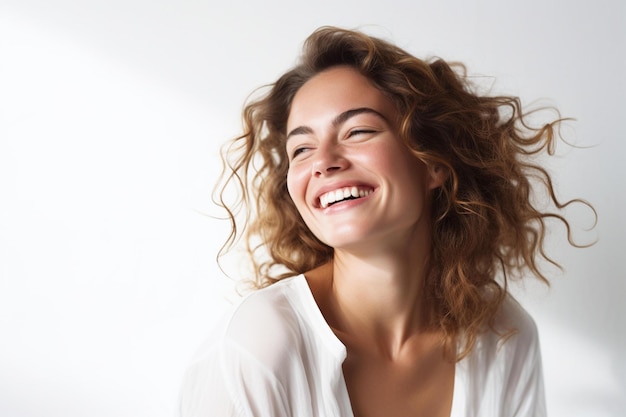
[325,232,435,359]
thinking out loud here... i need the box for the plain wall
[0,0,624,416]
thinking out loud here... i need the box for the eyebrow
[286,107,389,141]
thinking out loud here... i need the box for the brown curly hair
[215,26,593,358]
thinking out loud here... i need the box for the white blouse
[179,275,546,417]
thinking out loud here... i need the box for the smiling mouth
[319,186,374,209]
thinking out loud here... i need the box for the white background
[0,1,624,416]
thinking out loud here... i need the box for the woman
[180,26,591,416]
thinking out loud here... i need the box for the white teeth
[319,187,373,208]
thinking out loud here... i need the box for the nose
[311,143,349,177]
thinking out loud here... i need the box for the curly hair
[215,26,592,359]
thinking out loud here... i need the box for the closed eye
[292,147,311,159]
[348,129,377,137]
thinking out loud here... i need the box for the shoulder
[463,294,543,381]
[469,294,540,364]
[457,295,546,416]
[179,277,309,416]
[229,277,304,346]
[196,276,307,370]
[491,295,541,357]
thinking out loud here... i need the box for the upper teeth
[319,186,373,208]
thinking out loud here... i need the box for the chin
[315,229,378,251]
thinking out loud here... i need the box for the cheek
[286,167,307,209]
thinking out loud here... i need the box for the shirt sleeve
[178,338,291,417]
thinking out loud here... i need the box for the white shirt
[179,275,546,417]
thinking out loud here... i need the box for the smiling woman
[178,26,593,417]
[285,67,442,254]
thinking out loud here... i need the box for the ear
[426,163,449,190]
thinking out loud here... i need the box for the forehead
[287,66,397,129]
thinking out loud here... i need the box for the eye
[347,129,377,138]
[291,146,311,159]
